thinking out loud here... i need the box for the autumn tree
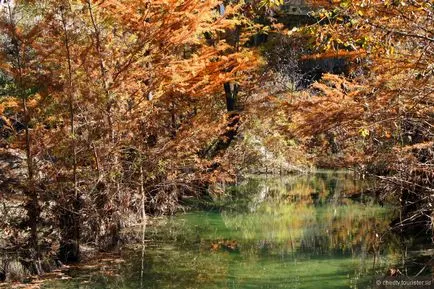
[0,0,51,274]
[287,0,433,230]
[1,0,262,268]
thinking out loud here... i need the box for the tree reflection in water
[43,171,432,289]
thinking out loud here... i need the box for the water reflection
[43,171,431,289]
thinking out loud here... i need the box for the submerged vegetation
[0,0,432,285]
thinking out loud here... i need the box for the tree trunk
[58,6,80,263]
[23,97,39,262]
[59,197,81,263]
[202,83,240,159]
[224,82,239,112]
[9,0,41,270]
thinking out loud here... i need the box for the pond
[42,171,432,289]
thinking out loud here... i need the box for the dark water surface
[42,171,432,289]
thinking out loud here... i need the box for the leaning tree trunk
[224,82,239,112]
[201,22,243,159]
[200,82,241,159]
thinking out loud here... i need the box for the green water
[43,171,431,289]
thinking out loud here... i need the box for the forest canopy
[0,0,432,281]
